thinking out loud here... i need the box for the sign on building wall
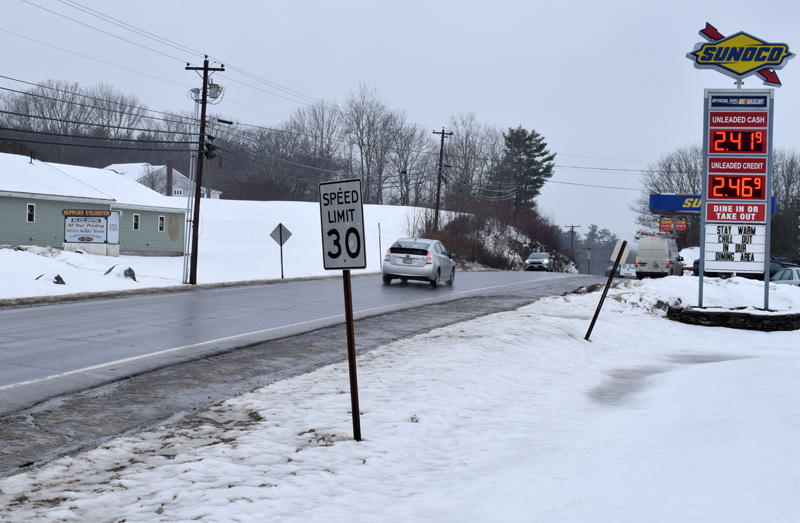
[62,209,111,217]
[64,216,107,243]
[62,209,113,243]
[107,212,120,244]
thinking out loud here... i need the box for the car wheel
[383,274,393,285]
[430,269,440,288]
[400,277,408,283]
[446,267,455,286]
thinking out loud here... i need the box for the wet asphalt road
[0,270,601,476]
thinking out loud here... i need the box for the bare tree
[445,113,503,212]
[88,83,148,140]
[342,83,388,204]
[0,80,93,136]
[387,111,435,206]
[770,147,800,256]
[631,143,704,244]
[286,99,344,161]
[137,164,166,194]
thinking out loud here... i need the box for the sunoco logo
[687,23,794,86]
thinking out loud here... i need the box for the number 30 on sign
[318,179,367,270]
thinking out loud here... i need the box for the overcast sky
[3,0,799,242]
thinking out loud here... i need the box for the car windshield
[527,253,548,259]
[392,241,431,250]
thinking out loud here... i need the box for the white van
[635,237,684,278]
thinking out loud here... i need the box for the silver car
[382,238,455,287]
[771,267,800,287]
[524,252,554,272]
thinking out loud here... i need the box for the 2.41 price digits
[709,130,766,154]
[709,175,765,199]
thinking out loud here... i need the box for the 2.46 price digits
[709,130,766,154]
[709,175,765,199]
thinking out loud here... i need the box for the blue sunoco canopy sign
[650,194,776,214]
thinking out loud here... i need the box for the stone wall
[667,306,800,331]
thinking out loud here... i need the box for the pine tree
[495,126,556,205]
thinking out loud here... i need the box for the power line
[21,0,187,63]
[0,126,194,144]
[0,135,191,153]
[539,186,580,225]
[53,0,328,108]
[0,84,197,128]
[0,28,190,88]
[559,153,648,164]
[57,0,204,59]
[548,180,640,191]
[0,109,198,136]
[0,75,206,131]
[0,76,660,177]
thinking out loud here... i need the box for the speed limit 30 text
[321,189,359,223]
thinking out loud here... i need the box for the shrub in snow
[104,265,137,282]
[35,273,65,285]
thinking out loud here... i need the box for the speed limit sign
[319,179,367,270]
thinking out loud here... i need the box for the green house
[0,152,186,256]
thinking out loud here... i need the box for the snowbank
[1,276,798,521]
[0,201,415,300]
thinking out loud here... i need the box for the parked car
[620,264,637,278]
[692,258,720,277]
[382,238,455,287]
[524,252,554,272]
[693,255,799,279]
[604,264,621,278]
[635,237,684,278]
[771,267,800,287]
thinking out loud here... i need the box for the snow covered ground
[0,200,414,300]
[1,275,798,522]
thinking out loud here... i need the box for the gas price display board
[702,90,773,274]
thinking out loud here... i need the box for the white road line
[0,275,574,391]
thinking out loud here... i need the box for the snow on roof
[104,162,192,184]
[103,162,153,181]
[0,153,184,212]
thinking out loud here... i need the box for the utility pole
[584,246,596,275]
[432,127,453,232]
[504,134,523,211]
[564,225,580,259]
[185,56,224,285]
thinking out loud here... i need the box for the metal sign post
[378,222,382,269]
[585,240,627,340]
[319,179,367,442]
[270,223,292,279]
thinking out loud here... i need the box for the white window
[27,203,35,223]
[158,215,165,232]
[133,214,140,231]
[173,189,182,196]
